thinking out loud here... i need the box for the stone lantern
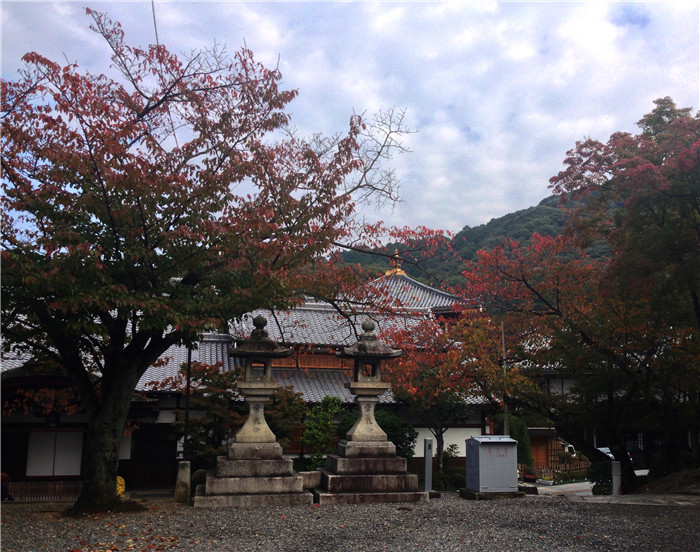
[312,319,427,504]
[337,319,402,447]
[194,315,312,507]
[232,315,291,447]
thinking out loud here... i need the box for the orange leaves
[2,386,82,417]
[382,315,483,408]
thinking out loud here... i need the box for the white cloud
[2,1,697,233]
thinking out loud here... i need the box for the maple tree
[463,231,699,488]
[550,97,700,333]
[382,317,485,471]
[1,10,411,512]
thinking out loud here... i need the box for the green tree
[262,386,307,452]
[1,10,409,513]
[300,395,343,468]
[495,413,534,468]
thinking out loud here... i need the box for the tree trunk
[69,365,139,514]
[433,428,446,471]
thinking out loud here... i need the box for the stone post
[611,461,621,495]
[423,438,433,492]
[174,461,191,503]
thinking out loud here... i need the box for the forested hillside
[341,195,572,286]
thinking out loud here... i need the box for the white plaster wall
[155,409,177,424]
[119,434,132,460]
[412,426,482,458]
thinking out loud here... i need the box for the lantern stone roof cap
[337,320,402,359]
[232,315,291,358]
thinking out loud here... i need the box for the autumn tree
[464,230,699,488]
[1,10,410,512]
[382,317,483,471]
[551,97,700,334]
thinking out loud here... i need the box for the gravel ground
[2,493,699,552]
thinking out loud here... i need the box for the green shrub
[433,470,449,491]
[300,396,343,466]
[450,472,466,489]
[554,471,571,484]
[587,461,612,495]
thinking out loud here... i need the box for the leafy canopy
[1,9,410,512]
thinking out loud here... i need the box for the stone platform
[194,443,313,508]
[311,440,428,505]
[458,488,526,501]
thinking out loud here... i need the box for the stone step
[326,454,408,475]
[206,473,303,495]
[217,457,294,478]
[320,470,420,493]
[194,491,314,508]
[312,490,429,505]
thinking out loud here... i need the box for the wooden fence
[518,459,590,480]
[7,481,82,502]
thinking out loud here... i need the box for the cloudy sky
[2,2,698,233]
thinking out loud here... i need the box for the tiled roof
[366,274,459,312]
[136,333,236,391]
[232,274,460,347]
[233,305,436,347]
[272,368,394,404]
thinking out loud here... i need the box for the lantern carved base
[312,438,428,504]
[194,445,313,507]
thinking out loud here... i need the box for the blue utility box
[465,435,518,493]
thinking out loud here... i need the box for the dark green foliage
[432,469,466,491]
[555,470,587,484]
[300,396,343,467]
[337,408,418,459]
[432,470,450,491]
[293,456,322,472]
[495,413,534,467]
[450,472,466,489]
[453,196,570,262]
[264,386,307,451]
[588,461,612,495]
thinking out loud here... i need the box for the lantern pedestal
[312,422,428,504]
